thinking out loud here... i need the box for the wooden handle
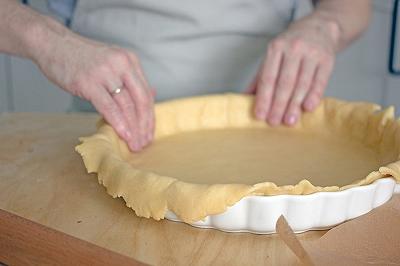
[0,208,145,265]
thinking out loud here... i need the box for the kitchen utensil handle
[389,0,400,75]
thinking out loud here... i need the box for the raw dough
[76,94,400,223]
[127,128,381,187]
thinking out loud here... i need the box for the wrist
[294,13,342,52]
[308,11,343,52]
[316,14,342,51]
[23,15,69,65]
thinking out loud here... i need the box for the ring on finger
[110,86,124,96]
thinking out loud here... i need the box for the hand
[247,17,340,126]
[34,33,154,152]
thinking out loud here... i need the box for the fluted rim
[76,94,400,223]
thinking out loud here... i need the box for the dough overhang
[76,94,400,223]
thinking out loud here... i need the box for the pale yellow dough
[76,94,400,223]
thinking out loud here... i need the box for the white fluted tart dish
[76,94,400,234]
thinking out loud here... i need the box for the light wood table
[0,113,325,265]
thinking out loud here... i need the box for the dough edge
[75,93,400,223]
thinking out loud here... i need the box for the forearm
[0,0,70,62]
[301,0,371,52]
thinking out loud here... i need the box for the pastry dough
[76,94,400,223]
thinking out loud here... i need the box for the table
[0,113,325,265]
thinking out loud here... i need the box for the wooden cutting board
[0,113,325,265]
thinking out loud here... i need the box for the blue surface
[47,0,76,26]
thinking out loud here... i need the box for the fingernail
[134,143,141,151]
[286,114,297,126]
[130,139,141,152]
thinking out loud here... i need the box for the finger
[125,53,155,144]
[146,89,155,142]
[254,46,283,120]
[149,105,156,142]
[303,60,333,112]
[127,52,150,89]
[110,86,141,151]
[90,87,132,144]
[147,89,156,142]
[122,71,152,147]
[245,72,259,94]
[283,58,318,126]
[267,53,301,126]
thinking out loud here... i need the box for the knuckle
[100,108,122,127]
[102,102,118,116]
[258,75,276,89]
[296,78,310,90]
[288,99,300,110]
[314,97,322,105]
[270,38,285,51]
[314,87,324,98]
[307,94,319,103]
[121,100,136,112]
[269,106,284,119]
[272,101,285,113]
[67,77,86,96]
[276,93,291,106]
[323,56,335,68]
[137,99,151,114]
[67,79,81,92]
[142,97,151,109]
[311,87,324,100]
[274,88,290,104]
[307,46,322,57]
[292,92,306,105]
[278,76,296,89]
[85,63,112,81]
[290,38,306,53]
[254,105,266,115]
[113,121,124,132]
[110,49,126,62]
[114,124,128,136]
[311,47,332,60]
[314,78,327,90]
[128,52,139,65]
[255,96,270,110]
[109,49,131,69]
[97,63,112,75]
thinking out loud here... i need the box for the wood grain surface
[0,208,145,265]
[0,113,325,265]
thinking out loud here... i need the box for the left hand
[246,17,340,126]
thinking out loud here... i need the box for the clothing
[47,0,77,25]
[62,0,296,110]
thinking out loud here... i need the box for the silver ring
[111,86,123,96]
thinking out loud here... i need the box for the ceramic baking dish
[165,178,399,234]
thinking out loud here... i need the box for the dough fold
[76,94,400,223]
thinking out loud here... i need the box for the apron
[70,0,296,111]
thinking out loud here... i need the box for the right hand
[246,17,338,127]
[34,33,154,152]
